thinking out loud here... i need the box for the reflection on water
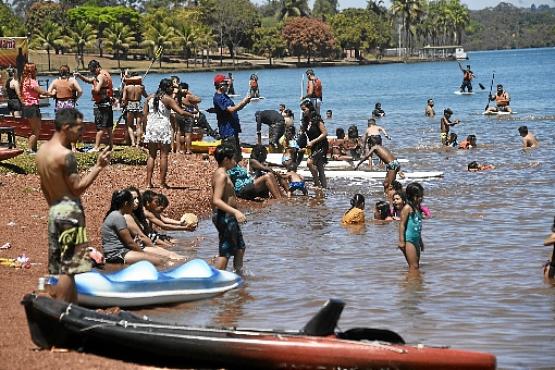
[129,49,555,368]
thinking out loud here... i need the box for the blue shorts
[385,159,400,172]
[289,181,306,191]
[212,210,245,258]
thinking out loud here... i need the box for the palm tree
[103,22,136,69]
[174,23,198,69]
[278,0,309,20]
[65,20,97,70]
[143,23,175,68]
[196,25,215,67]
[30,21,64,71]
[391,0,426,57]
[448,0,469,45]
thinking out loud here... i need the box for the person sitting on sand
[518,126,539,148]
[459,134,477,149]
[101,189,185,266]
[355,145,404,192]
[283,162,308,197]
[227,162,283,200]
[329,128,353,161]
[440,108,460,146]
[374,200,393,221]
[142,190,198,232]
[543,216,555,280]
[341,193,365,225]
[248,144,289,191]
[467,161,496,172]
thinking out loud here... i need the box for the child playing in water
[518,126,539,148]
[467,161,496,172]
[355,145,405,192]
[390,191,406,220]
[458,134,477,149]
[447,133,458,147]
[330,128,353,161]
[398,182,425,271]
[440,108,460,146]
[249,74,260,98]
[543,216,555,280]
[341,193,365,225]
[374,200,393,221]
[279,125,303,169]
[283,162,308,197]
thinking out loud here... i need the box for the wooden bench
[0,126,16,148]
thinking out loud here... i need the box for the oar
[485,71,495,112]
[478,83,486,90]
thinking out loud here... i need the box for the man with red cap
[212,74,251,162]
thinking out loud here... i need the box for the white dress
[144,98,172,145]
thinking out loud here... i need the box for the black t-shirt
[255,110,285,132]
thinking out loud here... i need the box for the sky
[252,0,555,11]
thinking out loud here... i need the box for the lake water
[52,48,555,369]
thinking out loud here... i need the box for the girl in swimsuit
[398,182,425,271]
[543,216,555,280]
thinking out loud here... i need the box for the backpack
[347,125,359,139]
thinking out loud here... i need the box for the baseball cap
[214,74,228,86]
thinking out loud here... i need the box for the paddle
[485,71,495,112]
[114,46,163,126]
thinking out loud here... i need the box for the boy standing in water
[355,145,404,191]
[211,145,247,273]
[440,108,460,146]
[518,126,539,148]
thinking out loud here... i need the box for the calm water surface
[51,49,555,369]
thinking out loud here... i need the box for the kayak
[22,295,496,370]
[0,148,23,161]
[482,110,516,116]
[190,139,221,153]
[70,259,242,308]
[297,169,444,180]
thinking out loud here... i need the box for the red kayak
[22,294,496,369]
[0,117,203,145]
[0,148,23,161]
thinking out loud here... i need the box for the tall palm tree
[174,23,198,69]
[448,0,469,45]
[278,0,309,20]
[103,22,136,69]
[195,25,215,67]
[65,20,97,70]
[391,0,426,56]
[30,21,64,71]
[142,22,175,68]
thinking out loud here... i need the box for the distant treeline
[465,3,555,50]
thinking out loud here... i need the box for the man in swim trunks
[518,126,539,148]
[36,108,111,302]
[425,98,435,117]
[211,145,247,273]
[361,118,391,169]
[122,72,148,147]
[355,144,404,192]
[459,64,474,93]
[74,60,114,151]
[440,108,460,146]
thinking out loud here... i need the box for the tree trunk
[184,48,189,69]
[47,49,51,71]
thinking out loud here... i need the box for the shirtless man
[211,145,247,273]
[355,145,404,191]
[425,98,435,117]
[122,72,147,146]
[361,118,391,168]
[440,108,460,146]
[36,108,111,302]
[518,126,539,148]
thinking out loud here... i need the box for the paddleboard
[454,90,474,95]
[256,153,409,170]
[297,169,443,181]
[482,110,516,116]
[228,94,241,98]
[249,97,265,102]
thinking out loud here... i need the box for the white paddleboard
[454,90,474,95]
[297,169,443,181]
[259,153,408,170]
[249,97,265,101]
[482,110,516,116]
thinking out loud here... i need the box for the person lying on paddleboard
[355,145,404,192]
[486,84,512,113]
[440,108,460,146]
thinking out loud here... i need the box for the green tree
[30,21,65,71]
[103,22,136,69]
[282,16,335,63]
[196,24,216,67]
[25,2,67,38]
[329,8,389,59]
[143,22,175,68]
[65,20,97,69]
[312,0,338,20]
[391,0,426,56]
[0,2,25,37]
[253,26,286,66]
[279,0,310,20]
